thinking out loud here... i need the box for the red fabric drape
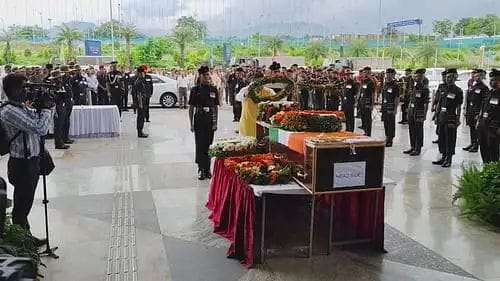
[207,159,256,267]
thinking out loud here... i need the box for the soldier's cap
[269,62,281,71]
[472,68,486,74]
[68,61,75,66]
[362,66,372,71]
[415,68,426,74]
[385,68,396,74]
[446,68,458,75]
[198,65,210,74]
[49,70,62,78]
[404,68,412,72]
[291,64,298,67]
[45,63,54,70]
[109,61,118,65]
[441,70,447,76]
[59,65,69,72]
[490,69,500,78]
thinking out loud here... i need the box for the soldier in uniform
[381,68,400,147]
[404,68,429,156]
[359,66,375,136]
[432,69,463,168]
[341,69,358,132]
[97,65,108,105]
[325,69,341,111]
[398,68,413,124]
[189,66,219,180]
[132,65,153,138]
[477,69,500,163]
[48,70,70,149]
[463,69,489,152]
[60,65,75,146]
[431,71,448,144]
[106,61,124,116]
[70,65,87,105]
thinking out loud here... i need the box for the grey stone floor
[0,106,499,281]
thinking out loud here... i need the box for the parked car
[128,74,179,108]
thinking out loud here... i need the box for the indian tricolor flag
[269,128,343,155]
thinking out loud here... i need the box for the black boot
[432,139,439,144]
[385,139,393,147]
[462,144,473,151]
[468,144,478,153]
[441,156,452,168]
[403,148,414,154]
[138,131,149,138]
[198,169,206,180]
[410,149,421,156]
[432,155,445,165]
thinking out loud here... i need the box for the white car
[129,74,179,108]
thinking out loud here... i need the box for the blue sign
[387,19,423,28]
[84,40,102,56]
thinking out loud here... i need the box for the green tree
[95,20,123,39]
[433,19,453,37]
[264,36,283,57]
[9,25,48,41]
[0,30,15,64]
[305,41,327,67]
[171,16,207,68]
[134,37,176,67]
[348,39,369,57]
[416,41,438,67]
[480,15,500,36]
[56,24,83,62]
[119,24,139,70]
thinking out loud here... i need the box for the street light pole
[376,0,382,57]
[109,0,116,60]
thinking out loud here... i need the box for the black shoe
[138,132,149,138]
[409,150,421,156]
[206,171,212,179]
[468,145,478,153]
[441,158,452,168]
[146,120,150,123]
[64,139,74,144]
[385,140,393,147]
[398,121,404,124]
[123,109,129,112]
[198,170,206,180]
[462,144,473,151]
[432,156,445,165]
[432,139,439,144]
[403,148,414,154]
[55,144,70,149]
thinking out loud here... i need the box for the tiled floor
[0,106,498,281]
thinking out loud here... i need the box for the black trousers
[400,102,408,122]
[438,124,458,157]
[179,87,188,108]
[97,89,109,105]
[63,100,73,141]
[479,124,500,163]
[408,117,424,151]
[137,104,146,133]
[121,89,129,110]
[145,97,151,121]
[343,106,355,132]
[7,157,40,231]
[383,112,396,140]
[194,124,215,173]
[469,125,479,146]
[233,101,242,121]
[54,104,65,147]
[312,92,325,110]
[91,90,98,105]
[360,107,372,136]
[111,92,122,116]
[300,89,309,110]
[326,97,339,111]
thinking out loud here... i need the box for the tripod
[38,136,59,259]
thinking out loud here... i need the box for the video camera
[23,82,58,110]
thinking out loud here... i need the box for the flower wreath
[247,76,294,103]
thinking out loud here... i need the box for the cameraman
[0,73,52,242]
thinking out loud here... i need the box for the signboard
[333,161,366,188]
[387,19,422,28]
[84,40,102,57]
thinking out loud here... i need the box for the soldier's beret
[415,68,426,74]
[386,68,396,74]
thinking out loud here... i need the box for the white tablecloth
[69,105,120,138]
[250,182,308,197]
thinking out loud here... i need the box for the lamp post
[376,0,382,57]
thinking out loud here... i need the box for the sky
[0,0,499,35]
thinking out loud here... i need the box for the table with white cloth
[69,105,121,138]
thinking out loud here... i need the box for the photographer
[0,73,52,244]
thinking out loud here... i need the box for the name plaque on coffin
[333,161,366,189]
